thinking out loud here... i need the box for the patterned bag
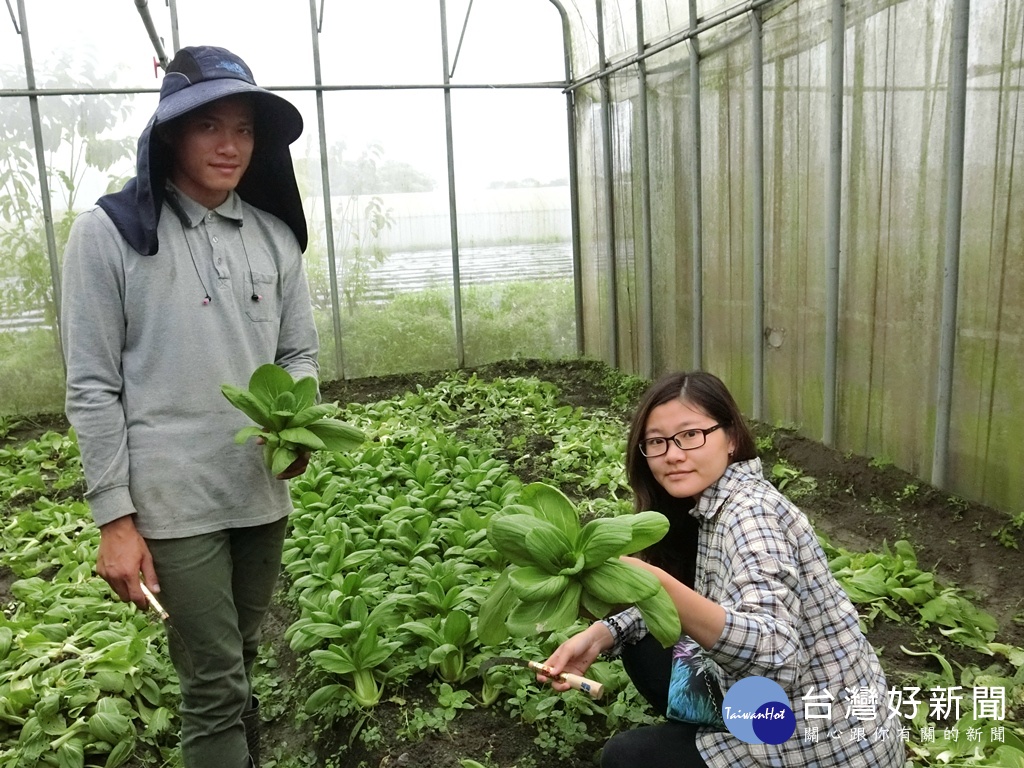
[665,635,725,727]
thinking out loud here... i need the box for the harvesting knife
[138,580,195,678]
[140,581,169,621]
[480,657,604,699]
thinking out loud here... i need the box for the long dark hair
[625,371,758,587]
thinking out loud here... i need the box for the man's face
[168,95,255,209]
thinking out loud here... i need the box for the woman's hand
[539,622,614,692]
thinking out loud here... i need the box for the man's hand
[256,433,310,480]
[96,516,158,611]
[276,451,311,480]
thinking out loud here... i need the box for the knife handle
[139,582,169,621]
[527,661,604,699]
[559,672,605,699]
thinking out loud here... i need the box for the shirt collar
[165,183,244,227]
[690,457,763,520]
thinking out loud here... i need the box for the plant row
[0,371,1021,768]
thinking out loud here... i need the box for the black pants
[601,636,711,768]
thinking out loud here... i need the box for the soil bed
[307,359,1023,767]
[6,358,1021,768]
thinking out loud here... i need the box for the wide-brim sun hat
[98,44,308,255]
[154,45,303,144]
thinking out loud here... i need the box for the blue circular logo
[721,677,796,745]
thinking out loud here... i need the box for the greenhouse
[0,1,1021,767]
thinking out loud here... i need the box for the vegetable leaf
[520,483,580,542]
[247,363,296,407]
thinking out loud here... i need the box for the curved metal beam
[134,0,170,70]
[548,0,585,355]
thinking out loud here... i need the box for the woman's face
[643,398,735,500]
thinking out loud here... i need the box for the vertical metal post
[688,0,704,369]
[308,0,345,377]
[15,0,63,368]
[932,0,970,489]
[548,0,586,356]
[635,0,654,379]
[596,0,619,367]
[439,0,466,368]
[168,0,180,52]
[750,9,766,420]
[823,0,845,445]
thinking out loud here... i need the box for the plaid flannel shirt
[603,459,906,767]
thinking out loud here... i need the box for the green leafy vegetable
[478,482,681,647]
[221,363,366,473]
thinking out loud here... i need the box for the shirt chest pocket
[245,271,279,322]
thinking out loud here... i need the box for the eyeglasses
[638,424,725,457]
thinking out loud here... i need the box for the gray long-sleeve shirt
[61,186,319,539]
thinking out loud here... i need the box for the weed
[947,495,969,522]
[355,723,384,749]
[868,496,890,515]
[896,483,919,502]
[754,432,776,456]
[948,495,967,510]
[992,511,1023,550]
[254,640,291,721]
[599,369,648,412]
[263,742,323,768]
[0,415,23,440]
[768,459,818,499]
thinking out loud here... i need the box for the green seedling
[398,609,475,683]
[221,363,366,475]
[302,598,403,709]
[478,482,681,647]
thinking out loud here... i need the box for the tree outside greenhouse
[1,1,1023,766]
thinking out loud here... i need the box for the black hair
[625,371,758,586]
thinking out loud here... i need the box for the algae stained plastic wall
[572,0,1024,516]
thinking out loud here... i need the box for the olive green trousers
[147,517,288,768]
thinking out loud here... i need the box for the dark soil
[9,358,1022,768]
[309,358,1024,768]
[318,358,1024,643]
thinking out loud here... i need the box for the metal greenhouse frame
[2,0,1021,517]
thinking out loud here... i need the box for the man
[61,45,318,768]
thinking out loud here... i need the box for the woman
[540,372,905,767]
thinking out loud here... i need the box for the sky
[1,0,572,197]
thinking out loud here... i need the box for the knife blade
[480,656,604,699]
[139,581,168,621]
[138,581,196,678]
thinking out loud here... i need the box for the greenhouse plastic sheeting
[1,0,1022,516]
